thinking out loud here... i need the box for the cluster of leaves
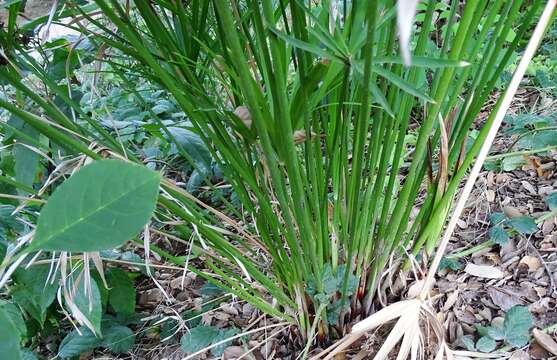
[485,112,557,172]
[461,306,533,353]
[306,264,359,324]
[527,22,557,95]
[0,160,160,358]
[181,326,239,357]
[56,268,138,358]
[488,212,538,246]
[0,263,140,359]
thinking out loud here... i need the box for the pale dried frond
[396,0,420,66]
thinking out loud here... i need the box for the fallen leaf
[486,189,496,202]
[234,106,252,128]
[503,206,523,219]
[519,255,541,271]
[509,349,530,360]
[443,290,459,312]
[224,346,247,359]
[521,181,537,195]
[533,329,557,356]
[464,263,505,279]
[488,287,523,311]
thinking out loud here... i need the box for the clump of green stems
[0,0,548,343]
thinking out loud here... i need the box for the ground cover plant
[0,0,556,358]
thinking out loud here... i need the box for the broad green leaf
[57,327,101,358]
[476,336,496,352]
[20,349,38,360]
[107,268,136,317]
[152,100,176,115]
[439,257,463,271]
[211,327,239,356]
[101,324,135,353]
[31,160,160,252]
[90,271,109,308]
[506,334,529,348]
[0,205,23,243]
[486,326,506,341]
[489,212,507,225]
[335,264,358,296]
[74,278,102,336]
[167,128,212,175]
[501,155,526,171]
[546,192,557,210]
[0,301,26,338]
[180,326,220,354]
[322,264,337,297]
[507,216,538,234]
[489,226,509,245]
[46,44,81,81]
[11,265,59,325]
[7,115,40,194]
[461,335,475,351]
[0,307,23,360]
[504,306,533,347]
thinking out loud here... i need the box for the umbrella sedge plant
[0,0,552,351]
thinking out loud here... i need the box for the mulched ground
[96,88,556,360]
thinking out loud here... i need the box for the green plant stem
[446,240,494,259]
[487,145,557,160]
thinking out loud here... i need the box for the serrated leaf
[490,226,510,245]
[101,324,135,353]
[74,279,102,336]
[31,160,160,252]
[107,268,135,317]
[439,257,463,271]
[211,327,239,356]
[506,334,529,348]
[507,216,538,234]
[180,326,220,353]
[461,335,475,351]
[322,264,337,297]
[0,307,23,360]
[57,327,101,358]
[490,212,507,225]
[487,326,506,341]
[475,325,490,337]
[476,336,497,352]
[504,306,533,347]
